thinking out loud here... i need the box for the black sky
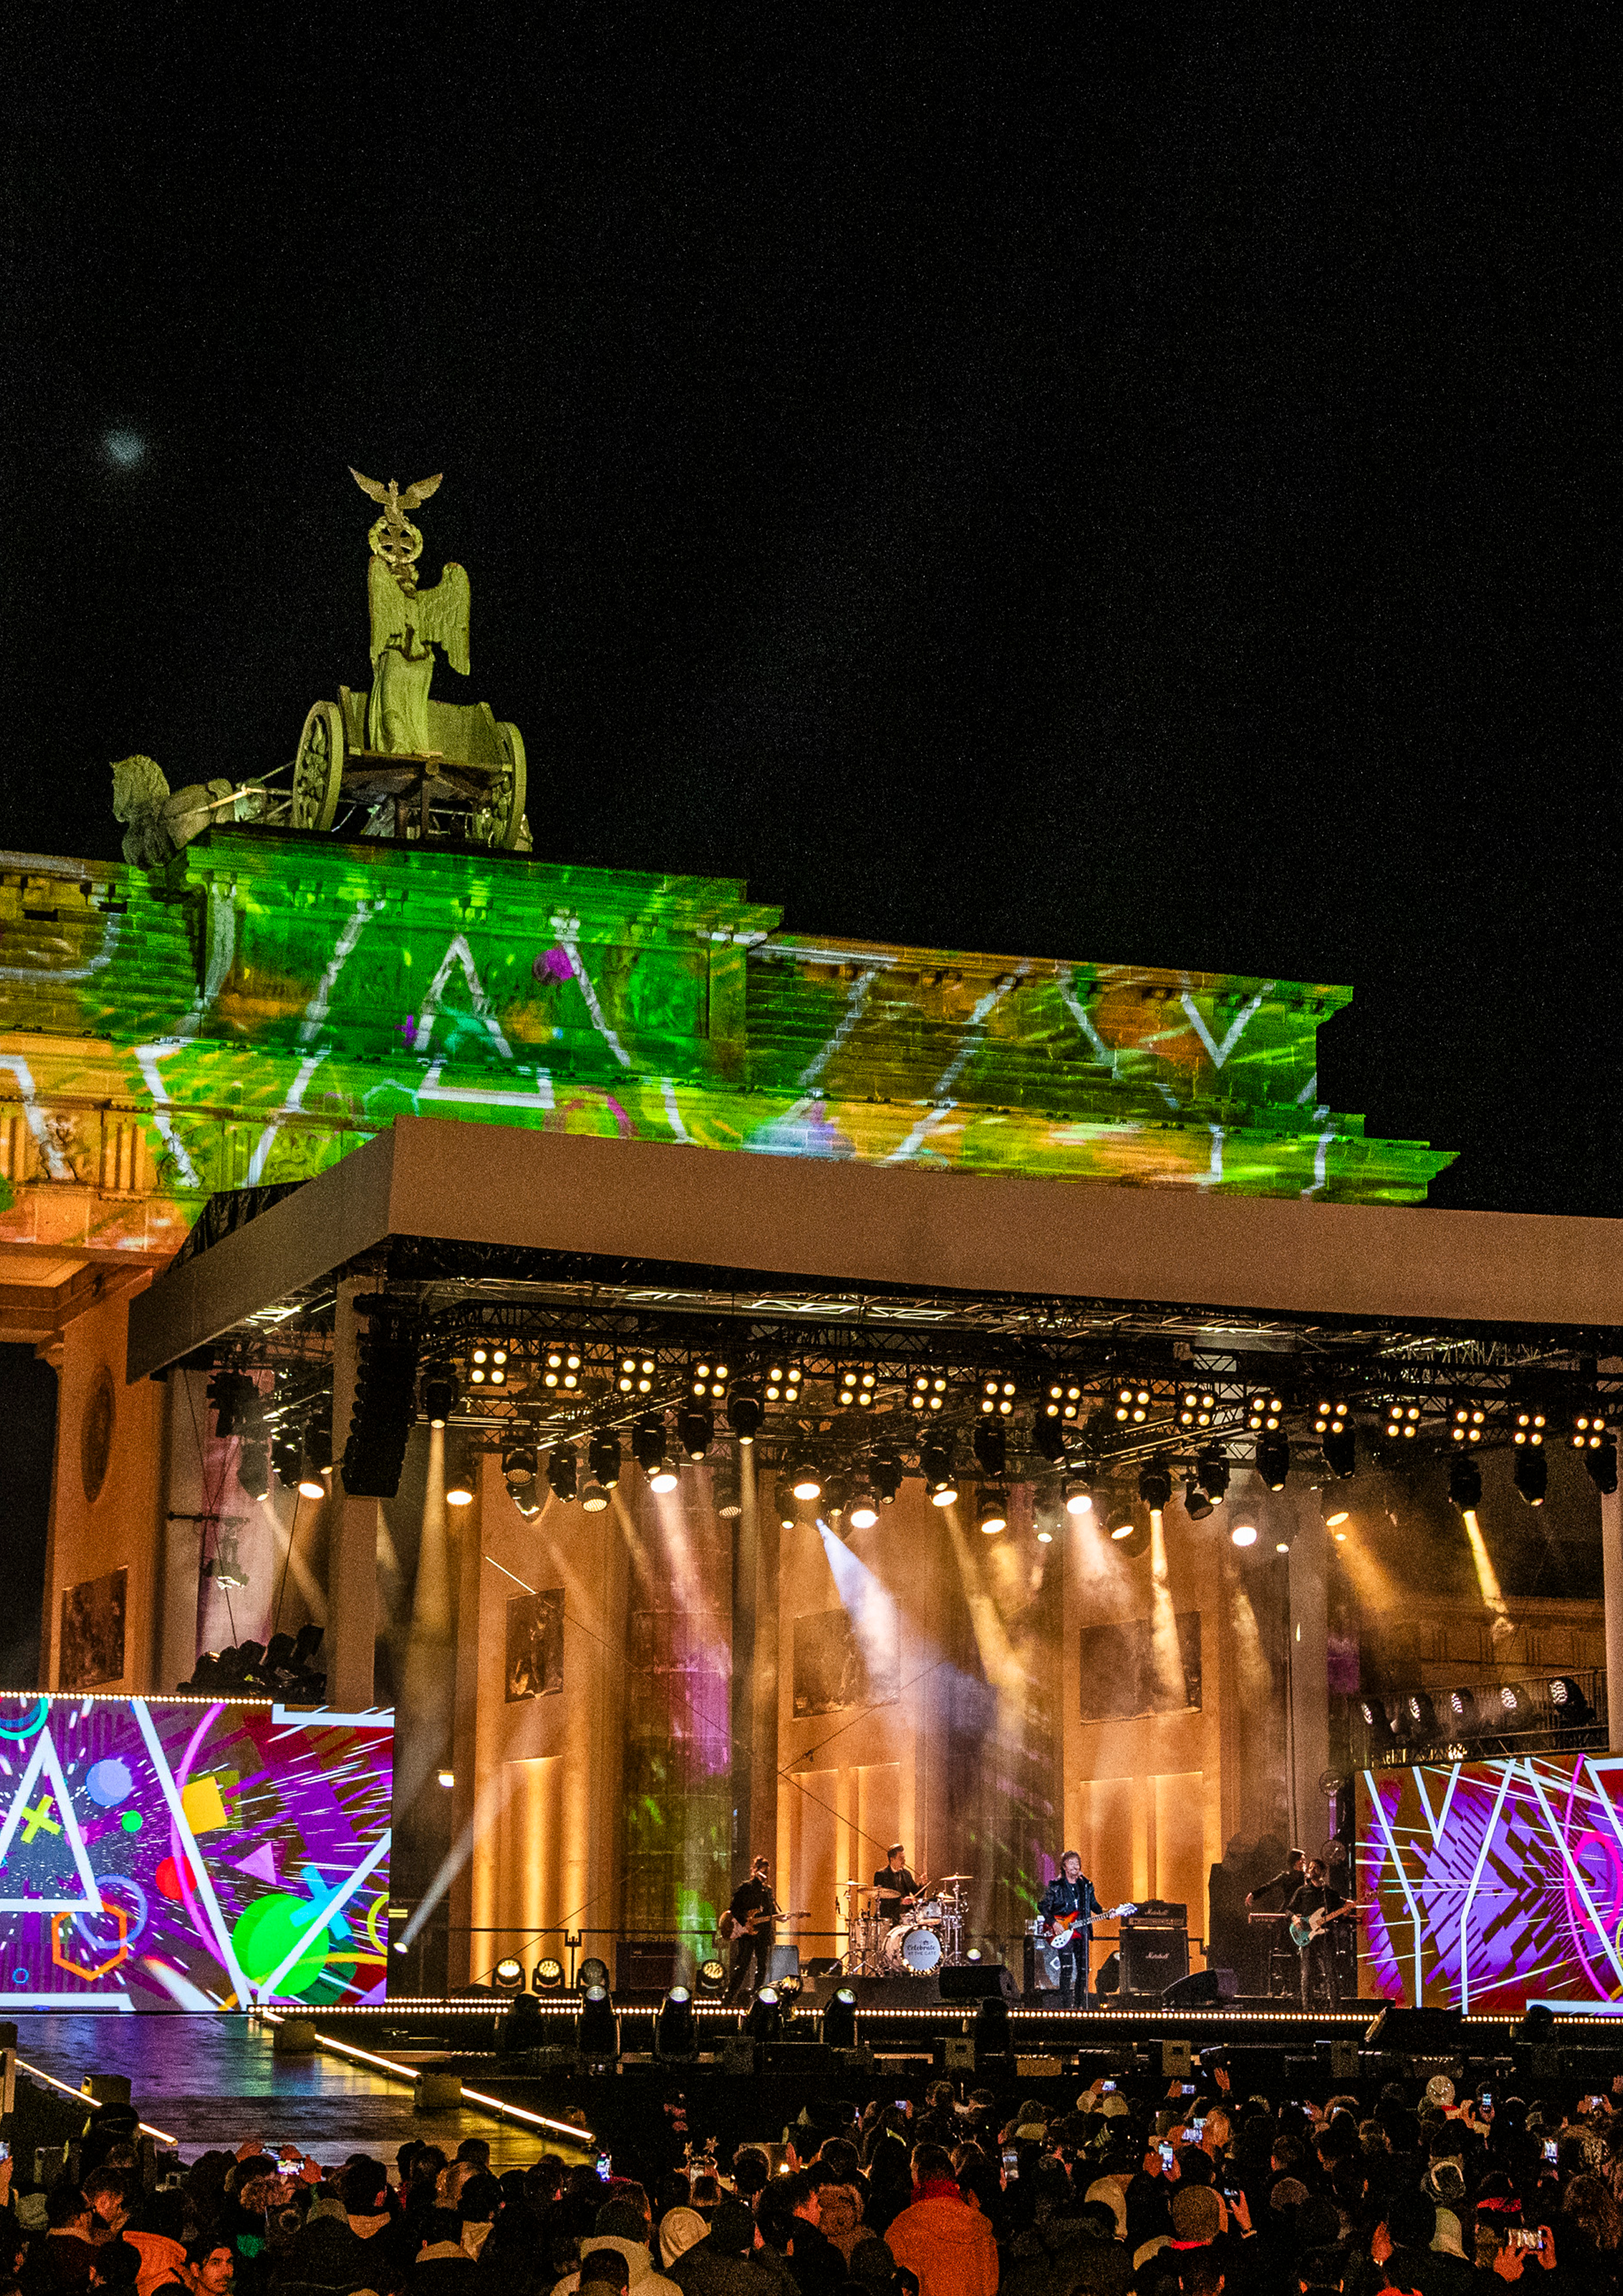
[5,12,1618,1215]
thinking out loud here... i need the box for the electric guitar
[715,1905,807,1944]
[1289,1901,1364,1950]
[1047,1903,1136,1950]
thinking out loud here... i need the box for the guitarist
[1038,1850,1100,2010]
[722,1856,780,2003]
[1287,1856,1350,2009]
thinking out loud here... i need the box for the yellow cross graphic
[21,1794,61,1842]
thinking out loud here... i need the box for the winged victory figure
[350,467,471,755]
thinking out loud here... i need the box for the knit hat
[660,2209,709,2268]
[1169,2187,1221,2242]
[710,2200,756,2256]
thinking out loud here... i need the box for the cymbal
[937,1873,974,1883]
[841,1882,882,1895]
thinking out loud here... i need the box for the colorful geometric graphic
[1357,1754,1623,2013]
[0,1696,392,2009]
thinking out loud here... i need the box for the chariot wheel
[491,722,528,850]
[292,700,345,831]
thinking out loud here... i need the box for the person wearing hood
[882,2147,997,2296]
[554,2200,686,2296]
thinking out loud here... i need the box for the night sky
[6,16,1617,1215]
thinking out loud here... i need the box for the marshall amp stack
[1115,1899,1191,2004]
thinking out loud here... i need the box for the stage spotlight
[762,1364,802,1407]
[1448,1453,1483,1511]
[726,1380,763,1443]
[504,1444,539,1490]
[1322,1424,1357,1480]
[423,1365,458,1427]
[1511,1406,1546,1448]
[1550,1676,1594,1725]
[965,1946,983,1963]
[745,1987,781,2042]
[696,1957,728,1996]
[1582,1433,1618,1496]
[466,1344,509,1390]
[1247,1392,1283,1435]
[820,1472,852,1528]
[973,1996,1012,2058]
[577,1982,619,2063]
[1063,1477,1094,1516]
[493,1957,525,1993]
[837,1363,878,1408]
[1572,1408,1609,1450]
[633,1416,679,1492]
[1403,1691,1438,1740]
[691,1357,730,1401]
[1513,1445,1548,1506]
[676,1402,714,1461]
[1382,1401,1421,1441]
[1256,1431,1290,1490]
[976,1488,1008,1534]
[545,1446,577,1504]
[980,1374,1018,1418]
[238,1441,272,1503]
[847,1488,880,1532]
[1138,1462,1172,1511]
[437,1768,455,1789]
[296,1446,328,1501]
[1033,1417,1069,1465]
[1196,1447,1231,1503]
[972,1420,1008,1479]
[910,1371,950,1414]
[446,1446,475,1507]
[919,1439,957,1505]
[711,1455,743,1518]
[655,1984,698,2060]
[1451,1403,1488,1446]
[540,1342,584,1395]
[581,1480,610,1514]
[1358,1697,1395,1753]
[1115,1384,1152,1426]
[207,1370,258,1440]
[1230,1520,1258,1548]
[1497,1683,1533,1732]
[587,1429,621,1488]
[272,1429,301,1488]
[821,1985,858,2049]
[533,1957,564,1992]
[774,1972,802,2005]
[616,1353,656,1398]
[1183,1478,1214,1521]
[1112,1516,1150,1559]
[1043,1378,1086,1427]
[1320,1488,1351,1529]
[577,1955,609,1992]
[871,1450,903,1504]
[1275,1539,1291,1554]
[790,1457,823,1502]
[1179,1388,1216,1431]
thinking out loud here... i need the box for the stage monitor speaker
[1160,1968,1236,2009]
[766,1943,802,1985]
[1363,2005,1464,2056]
[844,1975,941,2009]
[1328,2036,1360,2077]
[1121,1926,1188,1995]
[1162,2039,1193,2075]
[938,1963,1020,2004]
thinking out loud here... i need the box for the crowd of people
[1,2065,1619,2294]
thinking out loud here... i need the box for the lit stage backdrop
[1358,1754,1623,2013]
[0,1695,393,2009]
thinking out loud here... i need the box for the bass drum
[882,1921,943,1976]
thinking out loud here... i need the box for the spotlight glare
[1063,1478,1094,1516]
[847,1495,880,1532]
[976,1489,1008,1534]
[1230,1521,1258,1548]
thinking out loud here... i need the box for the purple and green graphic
[1358,1755,1623,2014]
[0,1695,392,2009]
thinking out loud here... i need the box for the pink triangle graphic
[236,1844,280,1886]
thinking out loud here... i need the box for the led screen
[1358,1753,1623,2013]
[0,1695,393,2009]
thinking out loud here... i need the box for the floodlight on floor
[577,1955,609,1992]
[577,1982,619,2062]
[696,1957,728,1997]
[1512,1444,1548,1506]
[821,1985,859,2049]
[745,1988,781,2042]
[533,1958,564,1992]
[655,1985,698,2060]
[446,1446,476,1507]
[493,1957,525,1993]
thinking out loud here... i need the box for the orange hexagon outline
[51,1897,131,1982]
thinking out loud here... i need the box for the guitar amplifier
[615,1938,681,1996]
[1119,1920,1188,1996]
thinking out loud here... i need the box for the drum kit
[839,1873,975,1976]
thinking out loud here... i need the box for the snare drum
[882,1920,943,1975]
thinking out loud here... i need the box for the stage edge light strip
[255,2010,594,2146]
[17,2056,177,2148]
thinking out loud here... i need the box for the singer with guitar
[1038,1850,1100,2009]
[719,1855,781,2003]
[1287,1856,1359,2010]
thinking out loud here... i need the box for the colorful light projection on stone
[0,1695,392,2009]
[0,829,1451,1263]
[1357,1755,1623,2013]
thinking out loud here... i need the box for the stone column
[329,1278,380,1712]
[1285,1490,1330,1852]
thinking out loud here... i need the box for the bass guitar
[1289,1901,1364,1950]
[715,1906,808,1944]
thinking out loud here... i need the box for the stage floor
[11,2013,584,2170]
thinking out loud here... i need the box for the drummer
[873,1842,923,1922]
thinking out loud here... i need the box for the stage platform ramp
[12,2013,584,2170]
